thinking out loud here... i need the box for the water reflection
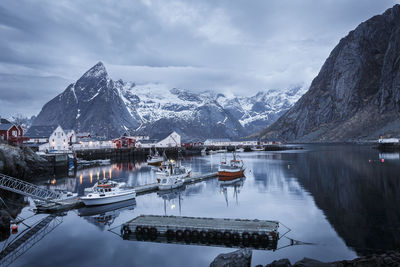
[157,187,185,216]
[5,145,400,266]
[78,199,137,231]
[218,177,245,206]
[291,145,400,255]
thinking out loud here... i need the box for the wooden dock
[133,172,217,195]
[35,172,218,213]
[121,215,279,250]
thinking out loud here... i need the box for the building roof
[0,124,13,131]
[25,125,58,138]
[150,131,178,141]
[0,118,12,124]
[205,138,231,142]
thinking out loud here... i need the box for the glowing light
[103,170,106,179]
[97,172,100,180]
[51,179,56,185]
[109,169,112,179]
[381,158,385,163]
[170,204,175,210]
[90,172,93,183]
[80,174,83,184]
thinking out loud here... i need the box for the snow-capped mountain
[32,62,306,140]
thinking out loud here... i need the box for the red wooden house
[0,119,28,144]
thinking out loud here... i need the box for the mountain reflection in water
[3,145,400,266]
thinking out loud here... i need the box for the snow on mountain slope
[32,62,306,140]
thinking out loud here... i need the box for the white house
[136,131,181,148]
[37,125,69,152]
[65,129,76,144]
[156,131,181,147]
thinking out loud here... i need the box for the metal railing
[0,215,62,266]
[0,173,61,201]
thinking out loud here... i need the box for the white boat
[158,176,185,190]
[207,150,217,155]
[147,149,164,166]
[216,149,227,153]
[251,146,264,151]
[80,180,136,206]
[157,161,191,190]
[235,147,244,152]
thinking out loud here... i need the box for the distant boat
[216,148,227,153]
[217,152,245,180]
[251,146,264,151]
[80,180,136,206]
[147,148,163,166]
[207,150,217,155]
[235,147,244,153]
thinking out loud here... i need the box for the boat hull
[217,170,245,180]
[81,190,136,206]
[147,160,163,166]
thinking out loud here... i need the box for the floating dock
[35,172,218,213]
[121,215,279,250]
[130,172,217,195]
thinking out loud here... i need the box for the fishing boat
[157,161,191,190]
[147,149,164,166]
[235,147,244,153]
[251,146,264,151]
[80,180,136,206]
[217,152,245,180]
[216,148,228,153]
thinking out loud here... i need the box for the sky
[0,0,399,118]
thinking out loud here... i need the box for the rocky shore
[210,249,400,267]
[0,143,52,233]
[0,143,52,179]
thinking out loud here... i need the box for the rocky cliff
[259,4,400,142]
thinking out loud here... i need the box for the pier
[35,172,218,213]
[120,215,279,250]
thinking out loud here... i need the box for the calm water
[3,144,400,266]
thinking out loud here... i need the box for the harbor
[1,144,399,266]
[34,171,219,213]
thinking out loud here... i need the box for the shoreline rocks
[0,143,52,180]
[210,249,252,267]
[210,249,400,267]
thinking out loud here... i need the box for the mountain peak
[81,61,108,79]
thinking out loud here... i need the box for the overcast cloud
[0,0,398,117]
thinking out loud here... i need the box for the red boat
[217,152,245,180]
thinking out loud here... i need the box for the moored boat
[251,146,264,151]
[157,160,191,190]
[147,149,164,166]
[80,180,136,206]
[217,152,245,180]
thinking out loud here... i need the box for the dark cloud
[0,0,398,117]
